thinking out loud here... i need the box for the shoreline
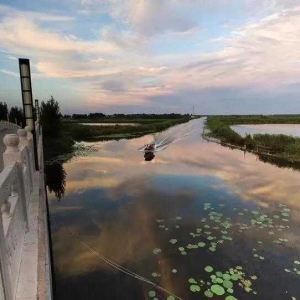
[201,126,300,167]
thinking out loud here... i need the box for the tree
[0,102,8,121]
[40,96,62,136]
[9,106,23,126]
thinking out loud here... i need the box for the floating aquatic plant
[153,248,162,255]
[188,278,197,284]
[148,290,156,297]
[211,284,225,295]
[190,285,201,292]
[205,266,213,273]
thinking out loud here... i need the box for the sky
[0,0,300,115]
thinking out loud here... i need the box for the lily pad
[205,266,214,273]
[169,239,178,244]
[223,280,233,289]
[148,290,156,297]
[204,290,214,298]
[167,296,175,300]
[153,248,161,255]
[211,284,225,296]
[198,242,206,248]
[188,278,197,284]
[190,285,201,292]
[225,296,238,300]
[172,269,177,274]
[230,274,239,281]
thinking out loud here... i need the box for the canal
[48,118,300,300]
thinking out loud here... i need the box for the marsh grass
[205,116,300,160]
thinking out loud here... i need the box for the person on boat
[145,143,155,151]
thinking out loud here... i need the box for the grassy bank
[205,116,300,161]
[62,117,191,141]
[44,116,192,162]
[208,115,300,125]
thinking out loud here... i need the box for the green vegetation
[0,102,23,126]
[40,97,75,162]
[40,97,192,161]
[208,115,300,125]
[62,117,191,141]
[205,116,300,162]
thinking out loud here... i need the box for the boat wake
[138,122,194,153]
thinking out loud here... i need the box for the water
[231,124,300,137]
[80,123,140,126]
[48,118,300,300]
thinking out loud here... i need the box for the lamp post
[19,58,39,171]
[35,99,40,121]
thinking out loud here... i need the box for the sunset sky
[0,0,299,114]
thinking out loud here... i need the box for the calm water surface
[231,124,300,137]
[49,118,300,300]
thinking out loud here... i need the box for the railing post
[25,126,36,173]
[3,135,20,167]
[0,212,13,300]
[17,129,34,193]
[2,135,29,228]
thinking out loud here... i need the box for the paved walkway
[0,128,17,172]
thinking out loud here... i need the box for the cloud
[0,4,74,22]
[76,0,201,37]
[1,69,18,77]
[1,2,300,112]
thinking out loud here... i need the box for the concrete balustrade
[0,122,52,300]
[0,121,20,132]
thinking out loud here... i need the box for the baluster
[17,129,34,192]
[1,197,11,218]
[11,181,18,197]
[17,129,29,148]
[3,134,20,167]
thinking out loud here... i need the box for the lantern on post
[19,58,39,171]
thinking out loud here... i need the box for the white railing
[0,121,20,132]
[0,127,38,300]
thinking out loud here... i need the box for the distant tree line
[64,113,189,120]
[0,101,23,126]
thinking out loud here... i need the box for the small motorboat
[144,152,155,161]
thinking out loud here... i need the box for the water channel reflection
[49,118,300,300]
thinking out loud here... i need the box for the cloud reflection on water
[50,119,300,299]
